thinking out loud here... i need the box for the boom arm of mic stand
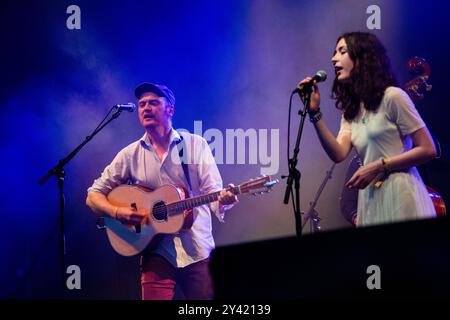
[39,109,123,185]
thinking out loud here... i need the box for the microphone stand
[284,85,313,237]
[39,108,125,291]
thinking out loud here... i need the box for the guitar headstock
[238,176,279,196]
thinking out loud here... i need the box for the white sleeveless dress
[338,87,436,226]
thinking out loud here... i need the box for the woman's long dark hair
[332,32,398,121]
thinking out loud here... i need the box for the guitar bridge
[131,202,141,233]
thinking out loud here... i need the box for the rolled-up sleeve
[195,137,233,222]
[87,149,130,195]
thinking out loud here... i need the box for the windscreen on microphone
[113,103,136,112]
[312,70,327,83]
[294,70,328,93]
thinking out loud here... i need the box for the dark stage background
[1,0,449,299]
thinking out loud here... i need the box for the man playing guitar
[86,82,238,300]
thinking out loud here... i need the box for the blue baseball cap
[134,82,176,105]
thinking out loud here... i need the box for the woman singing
[299,32,437,226]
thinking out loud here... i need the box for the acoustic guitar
[99,176,278,256]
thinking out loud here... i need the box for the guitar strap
[175,136,193,196]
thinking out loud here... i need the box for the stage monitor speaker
[210,217,450,299]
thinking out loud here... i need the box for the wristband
[309,110,322,124]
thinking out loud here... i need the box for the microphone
[113,103,136,112]
[293,70,327,93]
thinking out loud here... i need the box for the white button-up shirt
[88,129,228,267]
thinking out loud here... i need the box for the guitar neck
[168,186,241,212]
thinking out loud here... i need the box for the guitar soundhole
[152,201,168,221]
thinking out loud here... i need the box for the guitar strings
[149,186,241,218]
[150,191,223,217]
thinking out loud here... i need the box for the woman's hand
[346,159,384,189]
[297,77,321,112]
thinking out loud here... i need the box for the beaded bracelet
[381,157,392,174]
